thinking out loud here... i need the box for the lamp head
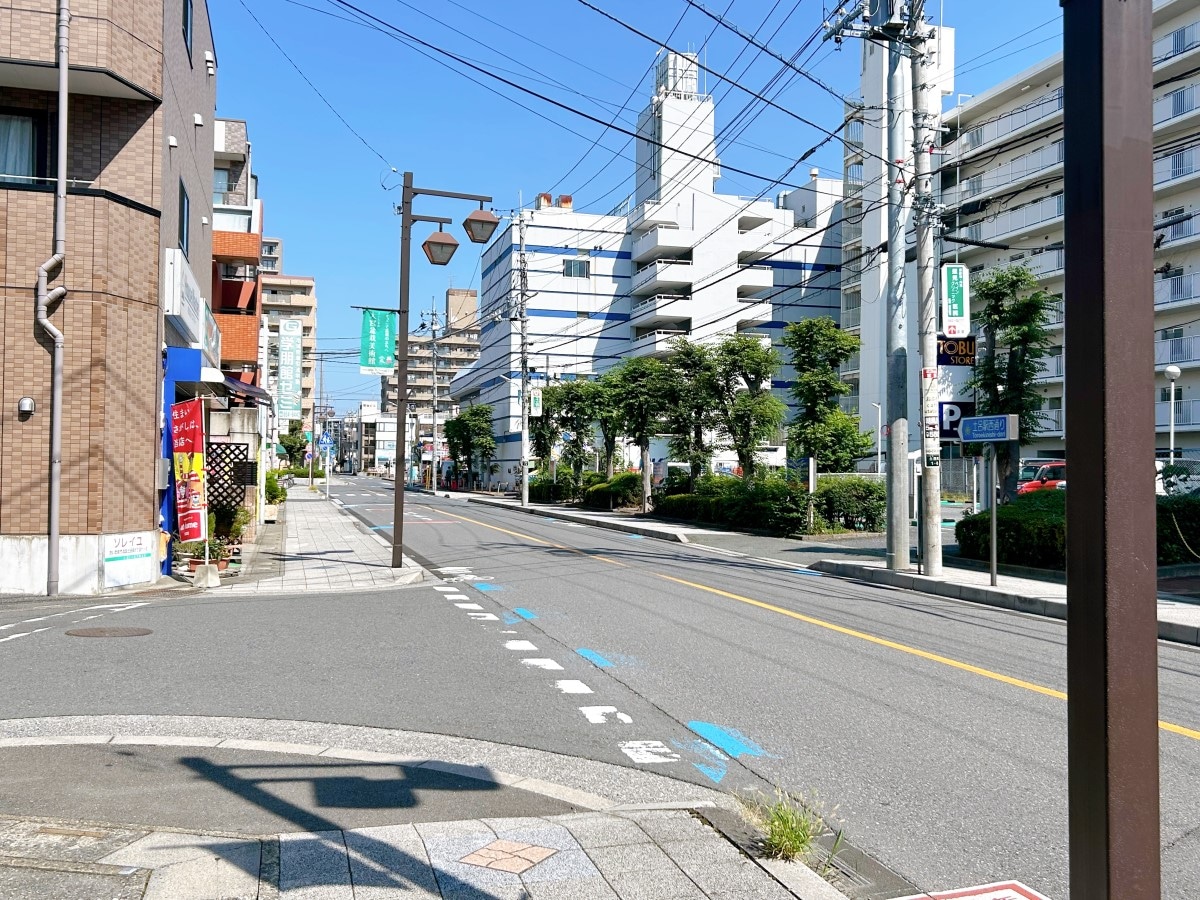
[422,229,459,265]
[463,208,500,244]
[1166,364,1182,382]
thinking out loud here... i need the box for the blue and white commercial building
[451,52,843,480]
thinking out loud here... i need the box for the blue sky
[208,0,1063,413]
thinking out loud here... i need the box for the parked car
[1017,462,1066,494]
[1018,458,1065,489]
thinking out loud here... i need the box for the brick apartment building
[0,0,217,593]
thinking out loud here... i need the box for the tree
[782,316,873,472]
[279,419,308,468]
[710,334,787,480]
[443,404,495,486]
[555,380,597,479]
[529,384,563,469]
[607,357,672,512]
[967,266,1054,501]
[592,375,624,479]
[664,339,720,490]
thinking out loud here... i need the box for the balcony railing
[1157,399,1200,427]
[960,193,1063,243]
[842,305,862,328]
[1045,297,1065,326]
[1154,83,1200,125]
[1154,145,1200,185]
[839,396,860,415]
[632,259,692,292]
[842,221,862,244]
[1158,214,1200,246]
[1155,272,1200,306]
[839,352,861,376]
[955,87,1063,154]
[944,141,1063,206]
[845,118,864,148]
[1037,354,1065,380]
[1155,334,1200,366]
[1155,20,1200,65]
[1038,408,1064,433]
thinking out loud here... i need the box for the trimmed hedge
[582,472,643,509]
[654,474,811,536]
[812,478,886,531]
[1158,493,1200,565]
[956,490,1067,569]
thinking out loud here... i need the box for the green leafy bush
[581,472,643,509]
[528,474,579,503]
[284,465,324,479]
[1157,493,1200,565]
[955,490,1066,569]
[655,474,811,536]
[265,471,287,504]
[812,477,886,532]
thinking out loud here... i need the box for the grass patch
[738,789,835,862]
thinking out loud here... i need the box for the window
[178,180,190,257]
[213,167,229,205]
[0,112,39,184]
[1162,386,1183,403]
[183,0,194,58]
[563,259,590,278]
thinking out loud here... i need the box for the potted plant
[264,472,287,522]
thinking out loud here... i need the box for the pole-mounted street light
[1166,363,1182,465]
[391,172,497,568]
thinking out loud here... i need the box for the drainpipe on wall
[35,0,69,596]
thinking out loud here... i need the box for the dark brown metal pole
[390,172,414,569]
[1062,1,1160,897]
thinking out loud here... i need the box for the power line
[574,0,887,168]
[325,0,819,191]
[236,0,393,168]
[681,0,852,104]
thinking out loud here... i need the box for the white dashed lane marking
[521,659,564,670]
[554,680,593,694]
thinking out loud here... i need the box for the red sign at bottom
[894,882,1051,900]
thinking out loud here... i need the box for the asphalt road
[0,477,1196,900]
[338,478,1200,899]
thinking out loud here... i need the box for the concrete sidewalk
[459,492,1200,648]
[0,718,848,900]
[212,482,424,595]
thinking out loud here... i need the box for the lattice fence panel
[206,442,254,511]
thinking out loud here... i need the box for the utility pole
[518,213,531,508]
[319,353,329,500]
[910,1,941,576]
[826,1,911,571]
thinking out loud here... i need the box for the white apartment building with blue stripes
[450,52,842,482]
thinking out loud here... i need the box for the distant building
[382,288,480,472]
[260,236,283,273]
[451,52,841,483]
[260,273,318,430]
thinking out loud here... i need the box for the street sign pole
[989,446,997,586]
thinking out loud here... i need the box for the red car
[1017,462,1066,495]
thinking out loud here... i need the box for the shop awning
[223,376,273,408]
[276,444,289,457]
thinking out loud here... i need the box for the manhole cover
[65,627,153,638]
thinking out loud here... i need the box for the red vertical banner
[170,399,208,543]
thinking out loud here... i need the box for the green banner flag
[359,309,397,375]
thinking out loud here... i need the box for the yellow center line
[435,510,627,566]
[655,573,1200,742]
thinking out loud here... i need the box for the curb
[465,496,690,543]
[808,560,1200,648]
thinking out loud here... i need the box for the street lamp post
[1167,364,1182,464]
[871,401,883,474]
[390,172,497,568]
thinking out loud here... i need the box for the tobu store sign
[938,334,977,366]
